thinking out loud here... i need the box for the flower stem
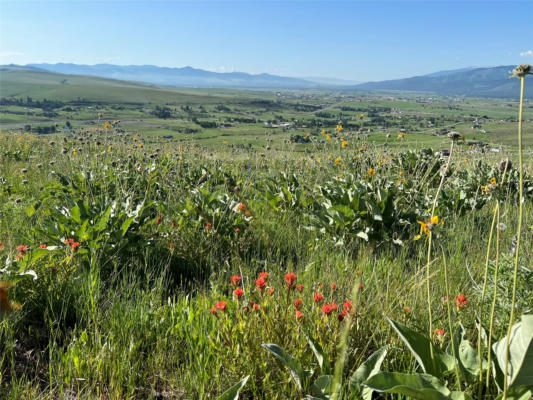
[502,76,525,400]
[426,140,454,362]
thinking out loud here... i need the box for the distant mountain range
[354,66,529,98]
[1,63,530,98]
[26,63,321,89]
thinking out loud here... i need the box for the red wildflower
[338,312,346,321]
[233,288,244,300]
[235,227,240,233]
[284,273,297,289]
[230,275,242,286]
[156,216,162,224]
[40,244,47,249]
[255,278,266,292]
[297,284,304,292]
[259,272,269,280]
[267,288,275,296]
[64,238,74,246]
[330,282,336,291]
[404,307,412,313]
[358,283,364,290]
[16,245,29,254]
[210,307,217,315]
[295,310,304,322]
[215,301,227,312]
[169,242,174,249]
[293,298,303,310]
[205,222,212,230]
[343,300,352,314]
[434,328,445,337]
[330,302,338,311]
[16,253,25,260]
[71,242,81,251]
[172,220,178,227]
[237,203,247,212]
[455,294,467,309]
[253,303,260,311]
[0,242,4,251]
[314,293,324,303]
[322,304,333,315]
[245,211,252,218]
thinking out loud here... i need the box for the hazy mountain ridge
[26,63,321,89]
[354,65,529,98]
[1,63,530,98]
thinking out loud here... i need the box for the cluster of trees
[27,125,57,134]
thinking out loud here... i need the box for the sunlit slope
[0,68,240,104]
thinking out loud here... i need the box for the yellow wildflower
[336,125,343,132]
[490,177,497,186]
[321,129,326,135]
[335,157,342,165]
[341,140,348,148]
[358,113,364,120]
[326,134,332,141]
[367,168,376,176]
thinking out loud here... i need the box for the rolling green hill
[0,67,257,104]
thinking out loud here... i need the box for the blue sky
[1,0,532,81]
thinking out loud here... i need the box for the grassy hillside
[0,68,248,104]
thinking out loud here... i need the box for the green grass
[0,125,531,399]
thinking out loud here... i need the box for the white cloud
[520,50,533,57]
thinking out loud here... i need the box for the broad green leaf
[216,375,249,400]
[310,375,333,398]
[349,346,388,400]
[452,323,485,382]
[495,386,533,400]
[121,216,135,237]
[450,391,473,400]
[71,205,81,224]
[388,318,454,377]
[262,343,309,391]
[493,314,533,389]
[305,333,330,374]
[94,205,112,233]
[363,372,450,400]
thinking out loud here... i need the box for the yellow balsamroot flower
[104,121,112,130]
[358,113,364,120]
[480,185,489,194]
[341,140,349,148]
[397,132,407,140]
[335,157,342,165]
[367,168,376,176]
[321,129,326,135]
[326,134,332,141]
[336,125,343,132]
[72,150,77,155]
[417,215,442,237]
[490,177,497,186]
[417,221,430,235]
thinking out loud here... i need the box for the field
[1,69,533,399]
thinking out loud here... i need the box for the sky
[0,0,532,82]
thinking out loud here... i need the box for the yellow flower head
[104,121,112,130]
[326,134,332,141]
[336,125,343,132]
[341,140,349,148]
[321,129,326,135]
[335,157,342,165]
[367,168,376,176]
[490,177,497,186]
[358,113,364,120]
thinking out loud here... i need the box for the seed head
[510,64,532,79]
